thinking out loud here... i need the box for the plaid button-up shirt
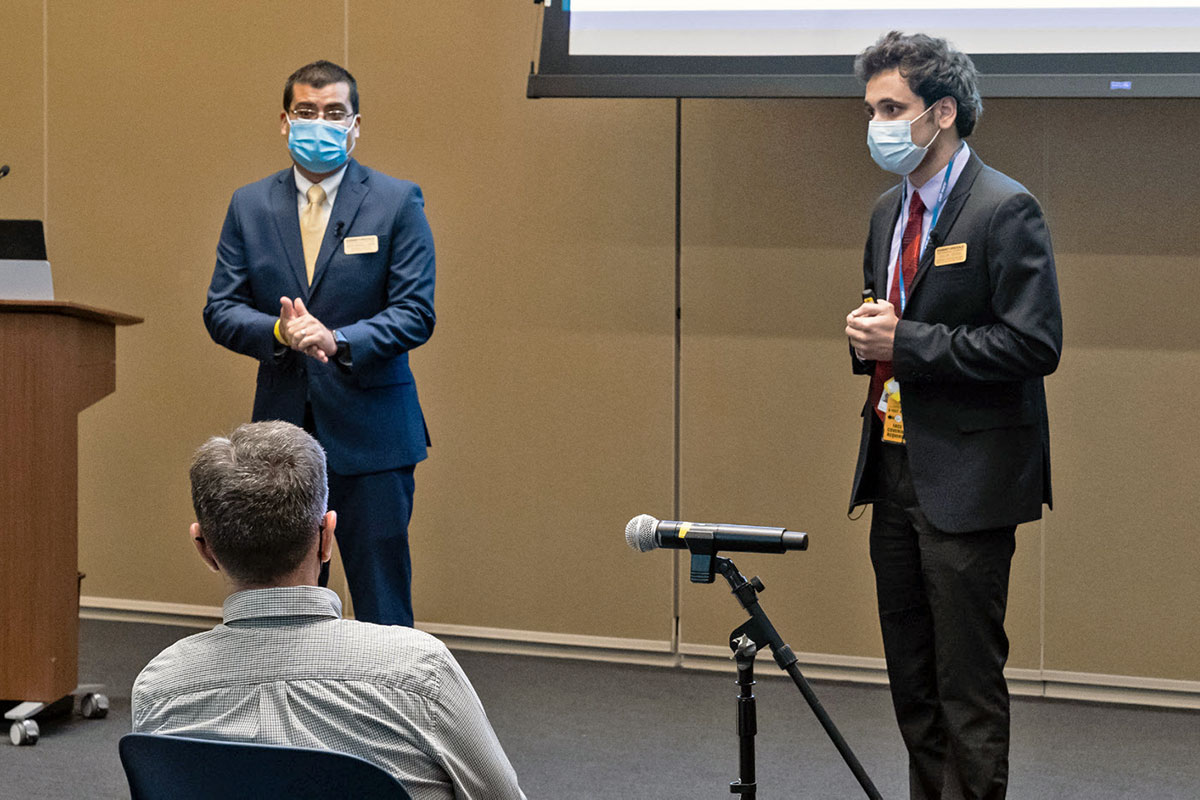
[132,586,525,800]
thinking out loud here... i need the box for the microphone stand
[710,555,882,800]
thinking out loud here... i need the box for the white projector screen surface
[529,1,1200,97]
[567,2,1200,58]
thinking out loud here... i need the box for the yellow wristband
[273,319,288,346]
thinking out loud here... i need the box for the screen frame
[527,4,1200,99]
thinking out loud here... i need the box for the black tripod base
[717,557,883,800]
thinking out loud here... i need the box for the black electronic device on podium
[625,515,882,799]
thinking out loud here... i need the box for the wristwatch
[332,329,352,367]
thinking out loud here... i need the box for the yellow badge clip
[880,378,905,444]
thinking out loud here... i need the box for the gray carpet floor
[0,619,1196,799]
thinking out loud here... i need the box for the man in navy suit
[845,33,1062,799]
[204,60,435,626]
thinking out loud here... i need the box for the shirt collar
[293,163,348,204]
[907,141,970,212]
[222,585,343,625]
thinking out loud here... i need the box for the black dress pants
[870,444,1016,800]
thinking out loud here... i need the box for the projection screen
[527,1,1200,98]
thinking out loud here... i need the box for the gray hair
[189,421,328,585]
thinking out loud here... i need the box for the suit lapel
[309,160,369,296]
[270,169,309,298]
[875,186,903,297]
[909,150,983,297]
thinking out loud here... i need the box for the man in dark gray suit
[845,32,1063,800]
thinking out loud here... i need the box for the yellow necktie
[300,184,328,285]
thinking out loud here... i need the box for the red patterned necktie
[870,190,925,422]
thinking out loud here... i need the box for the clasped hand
[279,297,337,363]
[845,300,898,362]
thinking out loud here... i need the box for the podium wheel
[9,719,39,746]
[80,693,109,719]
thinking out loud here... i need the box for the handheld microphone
[625,514,807,554]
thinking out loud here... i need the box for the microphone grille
[625,514,660,552]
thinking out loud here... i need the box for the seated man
[132,421,525,800]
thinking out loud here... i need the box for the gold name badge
[934,243,967,266]
[343,235,379,255]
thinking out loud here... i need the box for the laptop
[0,219,54,300]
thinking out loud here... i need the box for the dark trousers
[307,407,416,626]
[323,466,416,626]
[870,444,1016,800]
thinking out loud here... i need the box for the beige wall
[0,2,44,221]
[2,2,1195,683]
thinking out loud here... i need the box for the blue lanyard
[896,144,962,313]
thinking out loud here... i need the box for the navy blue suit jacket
[204,159,435,475]
[849,152,1062,533]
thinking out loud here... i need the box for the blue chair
[118,732,412,799]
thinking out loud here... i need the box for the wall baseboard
[81,595,223,629]
[81,596,1199,710]
[418,621,680,668]
[676,642,1200,709]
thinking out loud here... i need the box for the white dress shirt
[885,142,971,306]
[293,164,347,229]
[132,586,526,800]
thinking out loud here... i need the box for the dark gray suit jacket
[849,151,1063,533]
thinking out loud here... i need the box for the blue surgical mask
[287,117,356,174]
[867,103,939,175]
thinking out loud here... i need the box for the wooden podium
[0,301,141,726]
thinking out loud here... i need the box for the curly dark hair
[854,31,982,138]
